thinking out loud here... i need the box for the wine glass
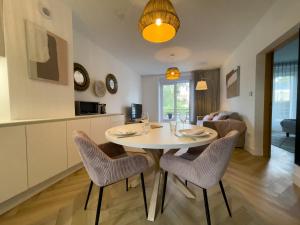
[179,113,188,129]
[141,112,149,123]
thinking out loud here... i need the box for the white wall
[220,0,300,155]
[3,0,74,120]
[73,30,141,115]
[141,75,160,122]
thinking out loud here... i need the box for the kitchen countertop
[0,113,124,127]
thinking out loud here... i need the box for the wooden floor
[0,146,300,225]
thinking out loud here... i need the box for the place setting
[169,115,212,141]
[109,130,142,139]
[109,112,163,139]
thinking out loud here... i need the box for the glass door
[271,37,298,154]
[162,84,175,121]
[161,81,190,122]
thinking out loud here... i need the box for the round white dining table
[105,123,218,222]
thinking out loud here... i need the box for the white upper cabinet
[0,126,27,203]
[26,122,67,187]
[66,119,91,168]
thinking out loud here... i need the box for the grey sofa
[197,111,246,148]
[280,119,296,137]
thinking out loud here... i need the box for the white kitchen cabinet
[90,117,110,144]
[26,122,67,187]
[0,126,27,203]
[66,119,91,167]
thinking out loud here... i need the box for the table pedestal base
[143,149,196,222]
[143,149,163,221]
[172,175,196,199]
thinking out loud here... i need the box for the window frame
[159,74,194,122]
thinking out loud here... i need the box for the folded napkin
[181,128,204,136]
[151,124,163,129]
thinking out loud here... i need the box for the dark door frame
[263,52,274,158]
[295,28,300,166]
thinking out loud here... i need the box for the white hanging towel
[25,20,49,63]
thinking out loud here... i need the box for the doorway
[271,38,299,155]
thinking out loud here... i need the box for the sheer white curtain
[272,62,298,131]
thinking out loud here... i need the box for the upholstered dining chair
[160,130,239,225]
[74,131,150,225]
[83,142,130,211]
[183,123,242,186]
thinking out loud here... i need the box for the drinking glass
[169,121,177,135]
[141,112,150,133]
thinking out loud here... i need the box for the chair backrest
[73,131,111,186]
[193,130,239,188]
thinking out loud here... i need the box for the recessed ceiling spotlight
[199,61,208,66]
[39,1,52,20]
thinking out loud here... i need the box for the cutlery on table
[117,134,142,139]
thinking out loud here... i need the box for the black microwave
[75,101,99,115]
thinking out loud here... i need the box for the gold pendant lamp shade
[139,0,180,43]
[166,67,181,80]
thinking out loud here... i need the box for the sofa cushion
[213,112,229,121]
[203,114,213,121]
[203,119,247,148]
[210,112,219,117]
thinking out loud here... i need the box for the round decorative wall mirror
[106,74,118,94]
[74,63,90,91]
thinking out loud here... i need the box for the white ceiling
[63,0,275,75]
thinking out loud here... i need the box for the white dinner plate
[110,130,137,137]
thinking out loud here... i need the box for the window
[160,78,193,122]
[272,62,298,131]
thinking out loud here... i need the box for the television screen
[131,104,142,120]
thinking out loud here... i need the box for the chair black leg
[161,171,168,214]
[84,181,93,210]
[203,189,211,225]
[95,186,104,225]
[219,180,232,217]
[185,180,188,186]
[126,178,129,192]
[140,173,148,217]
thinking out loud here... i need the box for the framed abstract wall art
[226,66,240,98]
[25,20,68,85]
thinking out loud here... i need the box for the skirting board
[0,163,83,215]
[244,145,262,156]
[294,165,300,187]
